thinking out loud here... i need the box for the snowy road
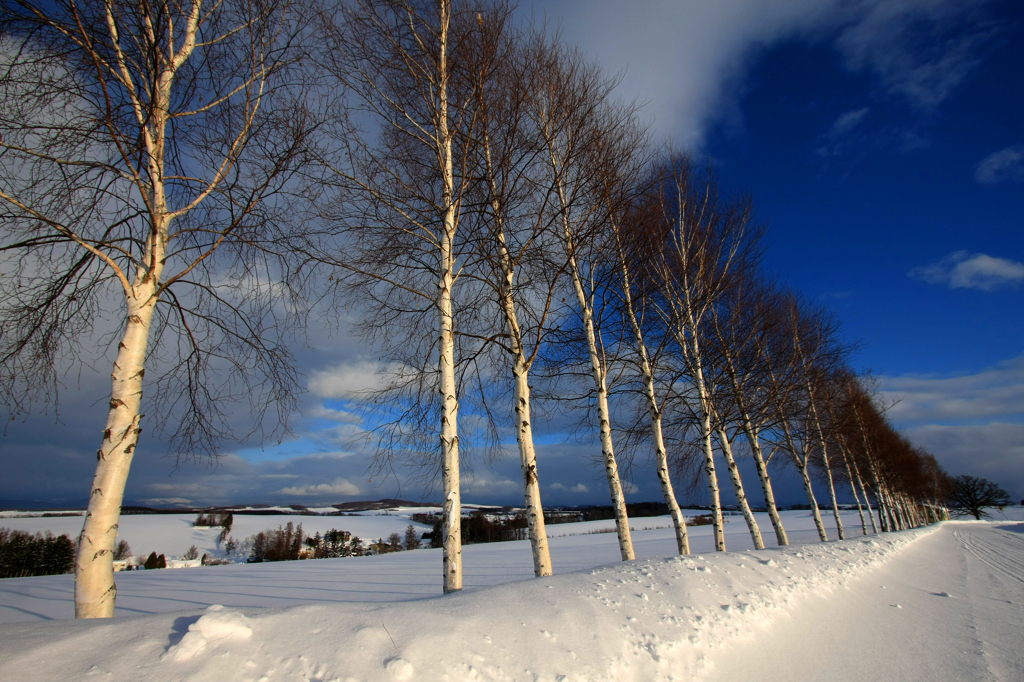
[702,521,1024,682]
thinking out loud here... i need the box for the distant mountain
[0,499,86,512]
[332,498,440,512]
[1,498,446,514]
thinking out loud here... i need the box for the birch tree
[464,16,559,577]
[310,0,501,593]
[531,41,640,562]
[822,369,873,535]
[608,162,691,555]
[797,336,848,541]
[647,159,757,552]
[710,279,789,545]
[0,0,310,618]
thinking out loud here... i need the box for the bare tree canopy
[0,0,314,617]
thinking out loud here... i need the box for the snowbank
[0,510,876,621]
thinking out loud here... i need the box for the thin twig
[382,622,399,655]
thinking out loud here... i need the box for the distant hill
[2,498,445,515]
[332,498,440,512]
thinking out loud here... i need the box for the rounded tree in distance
[948,475,1011,520]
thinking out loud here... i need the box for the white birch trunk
[512,354,552,576]
[716,425,764,549]
[716,326,787,546]
[74,3,195,615]
[781,420,828,542]
[653,409,690,555]
[850,403,880,534]
[894,495,908,530]
[569,274,634,561]
[438,229,461,592]
[876,485,892,528]
[798,460,828,542]
[839,447,868,535]
[617,248,688,554]
[740,418,788,545]
[866,459,891,532]
[877,488,891,532]
[907,497,921,528]
[822,457,845,540]
[878,485,894,531]
[547,139,634,562]
[884,488,902,531]
[497,243,551,575]
[901,497,913,527]
[854,462,878,534]
[75,273,161,618]
[436,1,461,593]
[478,86,553,577]
[896,494,909,530]
[697,409,726,551]
[806,387,844,540]
[689,346,726,552]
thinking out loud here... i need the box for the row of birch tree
[0,0,951,619]
[293,0,954,591]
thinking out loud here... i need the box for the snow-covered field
[1,508,1022,681]
[0,508,437,562]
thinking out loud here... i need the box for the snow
[1,508,1022,681]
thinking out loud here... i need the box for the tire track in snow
[954,527,1024,585]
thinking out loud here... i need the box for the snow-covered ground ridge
[0,520,944,681]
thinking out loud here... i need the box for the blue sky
[2,0,1022,509]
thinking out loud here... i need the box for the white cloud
[461,476,519,491]
[308,360,385,399]
[881,354,1024,424]
[816,108,870,157]
[908,251,1024,291]
[308,404,363,425]
[550,482,589,493]
[529,0,998,147]
[276,478,361,497]
[830,107,870,136]
[975,144,1024,184]
[833,0,998,108]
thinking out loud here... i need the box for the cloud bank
[908,251,1024,291]
[881,354,1024,498]
[533,0,1000,147]
[882,355,1024,423]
